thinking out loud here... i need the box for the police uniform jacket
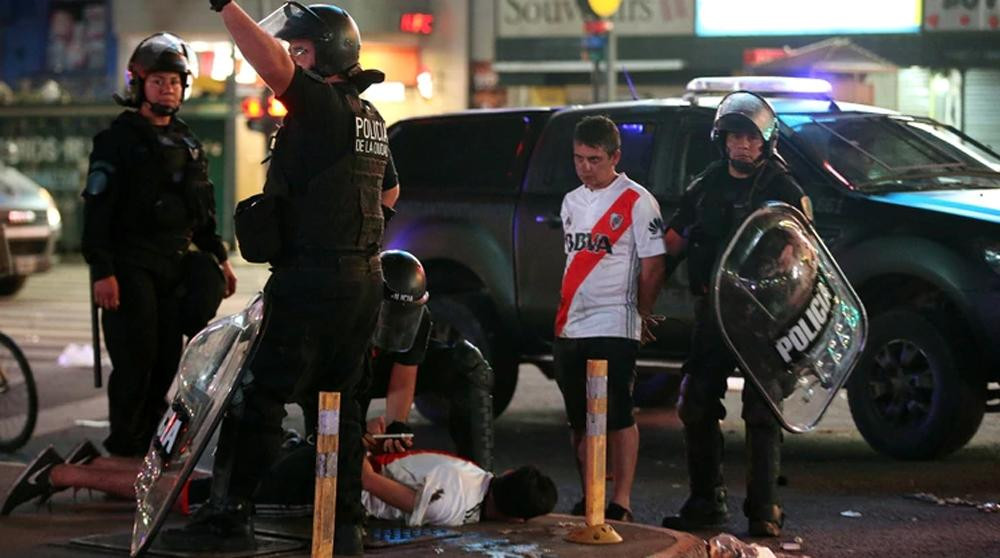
[82,110,227,280]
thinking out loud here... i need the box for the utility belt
[273,250,381,273]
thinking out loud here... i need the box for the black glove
[381,204,397,225]
[210,0,232,12]
[385,421,413,435]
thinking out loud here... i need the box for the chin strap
[149,102,180,116]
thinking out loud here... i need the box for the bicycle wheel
[0,332,37,452]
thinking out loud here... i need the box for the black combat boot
[662,422,729,530]
[333,523,364,556]
[160,499,256,552]
[745,426,783,537]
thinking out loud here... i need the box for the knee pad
[453,340,494,391]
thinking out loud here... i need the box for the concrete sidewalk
[0,462,708,557]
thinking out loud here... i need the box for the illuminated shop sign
[695,0,921,36]
[497,0,693,38]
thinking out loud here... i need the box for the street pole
[592,56,601,104]
[606,25,616,102]
[223,45,238,246]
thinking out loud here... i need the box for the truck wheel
[0,275,27,296]
[847,309,985,460]
[415,295,518,424]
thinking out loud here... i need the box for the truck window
[676,121,716,196]
[389,116,533,192]
[527,116,659,194]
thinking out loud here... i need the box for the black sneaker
[570,499,585,516]
[65,440,101,465]
[159,500,257,552]
[605,502,634,522]
[1,446,63,515]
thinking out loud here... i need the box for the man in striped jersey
[554,115,666,523]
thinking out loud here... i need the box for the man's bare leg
[608,424,638,511]
[50,463,140,500]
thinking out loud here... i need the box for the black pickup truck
[385,77,1000,460]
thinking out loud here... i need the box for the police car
[0,162,62,295]
[386,76,1000,460]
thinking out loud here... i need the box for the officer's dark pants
[677,297,783,522]
[361,340,495,470]
[212,263,381,526]
[102,262,183,456]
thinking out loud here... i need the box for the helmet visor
[130,33,198,101]
[715,91,778,142]
[373,302,428,353]
[259,2,329,42]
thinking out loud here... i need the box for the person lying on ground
[2,437,558,528]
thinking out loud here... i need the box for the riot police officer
[361,250,495,470]
[166,1,398,554]
[82,32,237,458]
[660,91,812,537]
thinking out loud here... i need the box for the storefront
[486,0,999,149]
[1,0,469,252]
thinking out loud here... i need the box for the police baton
[89,269,102,388]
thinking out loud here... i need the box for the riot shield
[130,294,266,557]
[712,202,866,433]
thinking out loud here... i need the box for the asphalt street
[2,261,999,557]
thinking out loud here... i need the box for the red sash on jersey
[368,448,469,474]
[554,188,640,337]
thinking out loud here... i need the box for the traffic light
[242,94,286,135]
[576,0,622,19]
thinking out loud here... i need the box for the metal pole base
[565,523,624,545]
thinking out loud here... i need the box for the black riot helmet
[711,91,779,166]
[373,250,430,352]
[116,32,196,115]
[260,2,361,77]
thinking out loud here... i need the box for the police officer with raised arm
[162,1,398,553]
[82,33,237,458]
[660,92,812,537]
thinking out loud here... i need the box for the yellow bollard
[566,359,623,544]
[312,392,340,557]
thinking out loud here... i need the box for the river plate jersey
[362,451,493,527]
[556,173,665,340]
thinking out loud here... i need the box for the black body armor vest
[265,86,388,266]
[111,112,211,261]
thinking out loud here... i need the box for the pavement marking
[0,394,107,439]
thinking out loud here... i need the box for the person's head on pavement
[484,465,558,521]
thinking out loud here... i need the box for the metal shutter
[963,69,1000,152]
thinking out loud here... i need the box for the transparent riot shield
[130,294,266,557]
[712,202,867,433]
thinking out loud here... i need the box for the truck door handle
[535,214,562,229]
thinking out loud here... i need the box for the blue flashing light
[619,123,646,134]
[686,76,833,99]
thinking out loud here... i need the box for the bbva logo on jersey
[565,232,613,254]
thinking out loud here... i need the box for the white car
[0,163,61,295]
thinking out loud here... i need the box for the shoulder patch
[84,161,115,196]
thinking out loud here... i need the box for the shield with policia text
[130,294,266,556]
[712,202,867,433]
